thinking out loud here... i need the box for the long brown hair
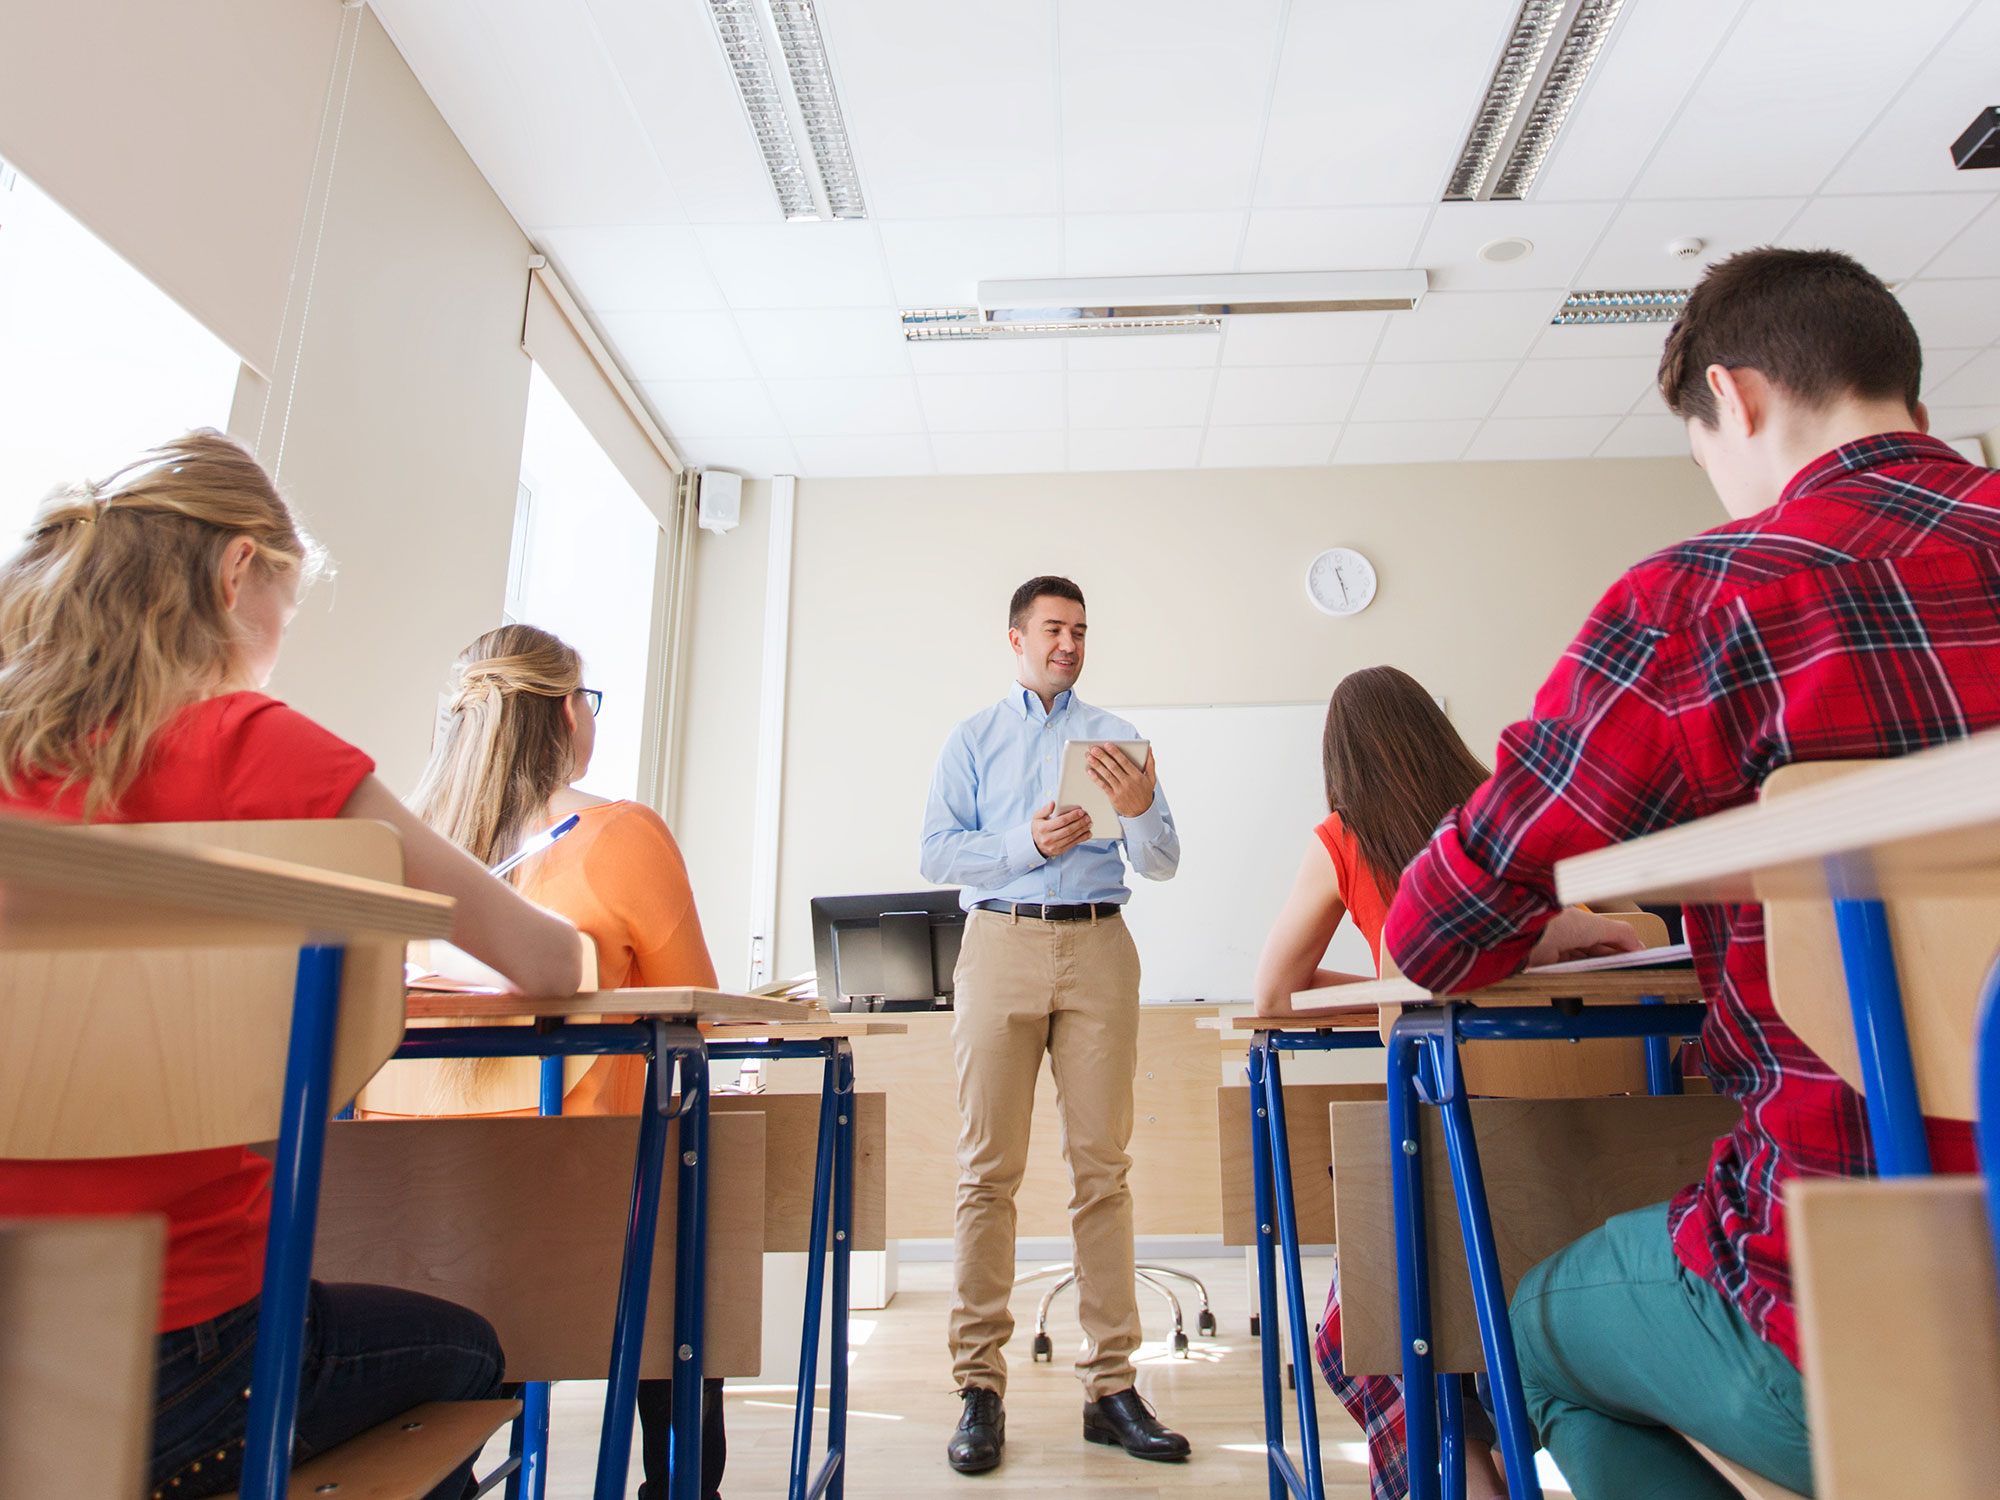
[408,624,583,872]
[1322,666,1489,900]
[0,430,324,815]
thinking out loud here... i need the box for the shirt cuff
[1118,797,1167,849]
[1008,818,1047,875]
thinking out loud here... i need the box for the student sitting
[0,432,585,1500]
[1385,248,2000,1499]
[1253,666,1635,1500]
[408,623,723,1500]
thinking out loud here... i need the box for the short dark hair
[1008,575,1085,631]
[1657,247,1922,426]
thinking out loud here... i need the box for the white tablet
[1054,739,1150,841]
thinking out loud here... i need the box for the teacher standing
[919,575,1188,1475]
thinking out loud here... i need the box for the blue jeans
[150,1281,506,1499]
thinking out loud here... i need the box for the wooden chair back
[0,1216,164,1500]
[1762,762,2000,1119]
[0,821,410,1159]
[1329,1093,1740,1373]
[1789,1175,2000,1500]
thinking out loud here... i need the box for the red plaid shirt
[1385,432,2000,1364]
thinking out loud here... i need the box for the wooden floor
[508,1252,1394,1498]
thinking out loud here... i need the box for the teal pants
[1510,1203,1813,1499]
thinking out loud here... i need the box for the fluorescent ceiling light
[1551,289,1689,326]
[902,309,1220,342]
[1446,0,1627,202]
[706,0,866,221]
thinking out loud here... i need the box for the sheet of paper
[1526,942,1693,975]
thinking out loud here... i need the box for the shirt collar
[1007,683,1073,721]
[1780,431,1971,507]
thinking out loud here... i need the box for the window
[510,364,662,801]
[0,161,240,543]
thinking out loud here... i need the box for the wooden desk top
[1234,965,1707,1032]
[403,986,841,1026]
[702,1020,908,1041]
[1555,727,2000,907]
[0,814,454,950]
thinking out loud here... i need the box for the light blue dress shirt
[920,684,1180,908]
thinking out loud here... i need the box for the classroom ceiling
[371,0,2000,478]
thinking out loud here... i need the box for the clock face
[1307,547,1378,617]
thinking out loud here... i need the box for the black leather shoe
[948,1386,1005,1474]
[1083,1387,1190,1462]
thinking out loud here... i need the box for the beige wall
[677,458,1724,989]
[4,3,532,791]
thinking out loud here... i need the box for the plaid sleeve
[1385,575,1697,992]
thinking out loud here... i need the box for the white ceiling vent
[705,0,865,221]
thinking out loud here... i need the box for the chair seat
[214,1399,520,1500]
[1684,1437,1809,1500]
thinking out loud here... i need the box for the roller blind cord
[256,0,365,478]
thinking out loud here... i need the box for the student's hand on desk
[1088,745,1157,818]
[1032,802,1093,858]
[1528,907,1648,967]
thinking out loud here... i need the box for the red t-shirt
[0,692,375,1331]
[1314,811,1393,975]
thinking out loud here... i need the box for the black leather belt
[972,900,1122,922]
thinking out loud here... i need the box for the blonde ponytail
[409,624,584,873]
[0,430,324,815]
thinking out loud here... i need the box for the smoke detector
[1666,236,1706,261]
[1478,236,1536,264]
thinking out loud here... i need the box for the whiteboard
[1108,702,1374,1002]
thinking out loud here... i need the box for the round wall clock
[1306,547,1378,617]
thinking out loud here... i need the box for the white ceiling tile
[1533,321,1673,361]
[603,311,758,382]
[1924,202,2000,281]
[905,340,1064,374]
[875,218,1064,307]
[1575,199,1805,289]
[1199,425,1340,469]
[1058,0,1285,213]
[1061,213,1246,278]
[1634,0,1967,201]
[694,223,896,308]
[733,307,913,378]
[1417,202,1621,292]
[1922,347,1985,397]
[1465,416,1620,462]
[1237,206,1431,273]
[1063,333,1222,371]
[1332,421,1480,466]
[1927,407,2000,445]
[916,372,1066,432]
[1926,349,2000,411]
[789,433,936,477]
[643,379,787,438]
[1493,356,1658,420]
[766,375,925,435]
[538,226,723,311]
[1373,292,1563,364]
[1254,3,1504,207]
[1351,362,1516,423]
[931,430,1068,475]
[676,436,800,477]
[1209,365,1365,427]
[1778,195,1991,283]
[1530,0,1740,202]
[1597,414,1694,460]
[1221,312,1388,367]
[1067,427,1204,472]
[1823,1,2000,195]
[1898,281,2000,352]
[1067,368,1215,428]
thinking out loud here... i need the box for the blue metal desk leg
[1832,897,1931,1176]
[1262,1044,1328,1500]
[1246,1041,1290,1500]
[790,1049,840,1500]
[1976,954,2000,1292]
[240,945,347,1500]
[1437,1374,1465,1500]
[667,1043,712,1500]
[826,1044,856,1500]
[1640,995,1682,1096]
[592,1028,683,1500]
[509,1054,566,1500]
[1387,1028,1442,1500]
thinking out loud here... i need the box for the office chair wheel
[1198,1310,1217,1337]
[1249,1313,1260,1337]
[1287,1361,1296,1391]
[1032,1333,1053,1362]
[1173,1331,1189,1356]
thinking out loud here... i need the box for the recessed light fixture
[902,309,1221,342]
[1551,288,1690,326]
[1447,0,1628,203]
[706,0,866,221]
[1479,236,1536,264]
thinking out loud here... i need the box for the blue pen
[490,812,581,878]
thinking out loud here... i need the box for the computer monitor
[810,890,965,1012]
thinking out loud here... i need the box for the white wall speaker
[698,470,743,534]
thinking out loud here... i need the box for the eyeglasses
[580,688,602,718]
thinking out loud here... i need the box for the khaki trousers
[947,908,1142,1400]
